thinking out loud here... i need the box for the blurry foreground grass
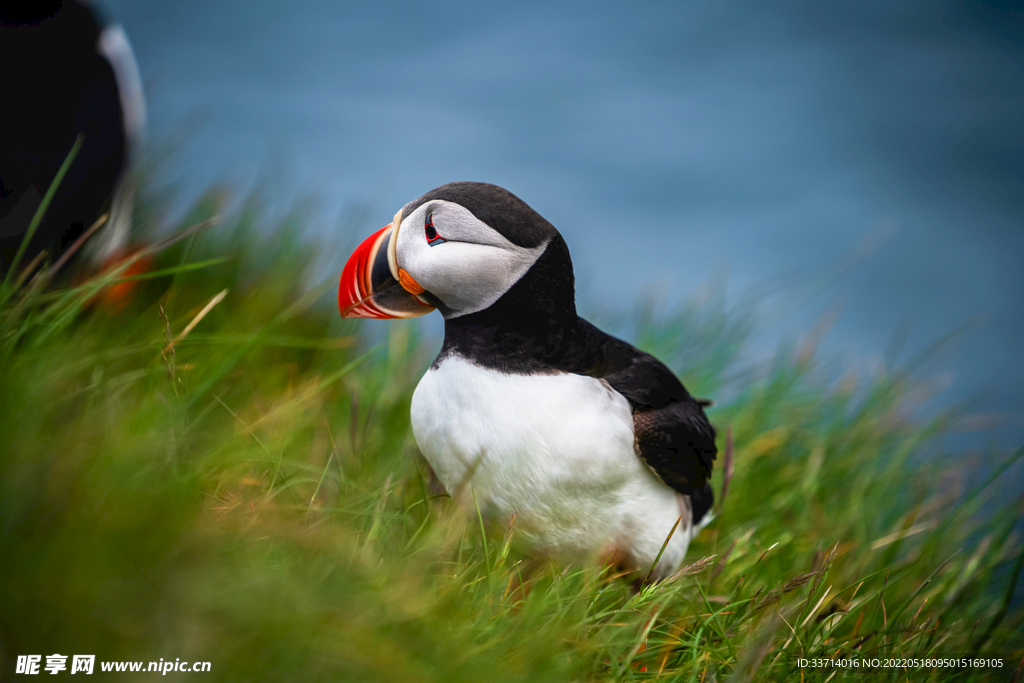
[1,193,1022,682]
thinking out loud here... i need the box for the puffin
[0,0,145,277]
[338,182,716,580]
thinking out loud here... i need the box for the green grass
[1,188,1022,682]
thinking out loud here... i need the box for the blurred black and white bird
[0,0,145,276]
[338,182,717,580]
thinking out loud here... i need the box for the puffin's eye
[424,213,446,246]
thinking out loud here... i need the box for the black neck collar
[435,234,603,374]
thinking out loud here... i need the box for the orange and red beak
[338,223,435,319]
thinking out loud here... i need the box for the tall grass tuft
[1,188,1021,681]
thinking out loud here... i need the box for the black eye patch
[425,213,446,246]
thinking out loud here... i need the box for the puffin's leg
[595,542,653,672]
[502,555,544,610]
[620,509,690,673]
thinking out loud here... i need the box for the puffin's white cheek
[410,243,524,316]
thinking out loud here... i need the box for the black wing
[578,319,717,515]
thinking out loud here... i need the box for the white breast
[410,356,694,578]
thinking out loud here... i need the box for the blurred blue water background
[103,0,1023,455]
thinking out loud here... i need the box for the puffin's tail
[691,482,714,530]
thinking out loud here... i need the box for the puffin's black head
[399,182,556,250]
[339,182,570,320]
